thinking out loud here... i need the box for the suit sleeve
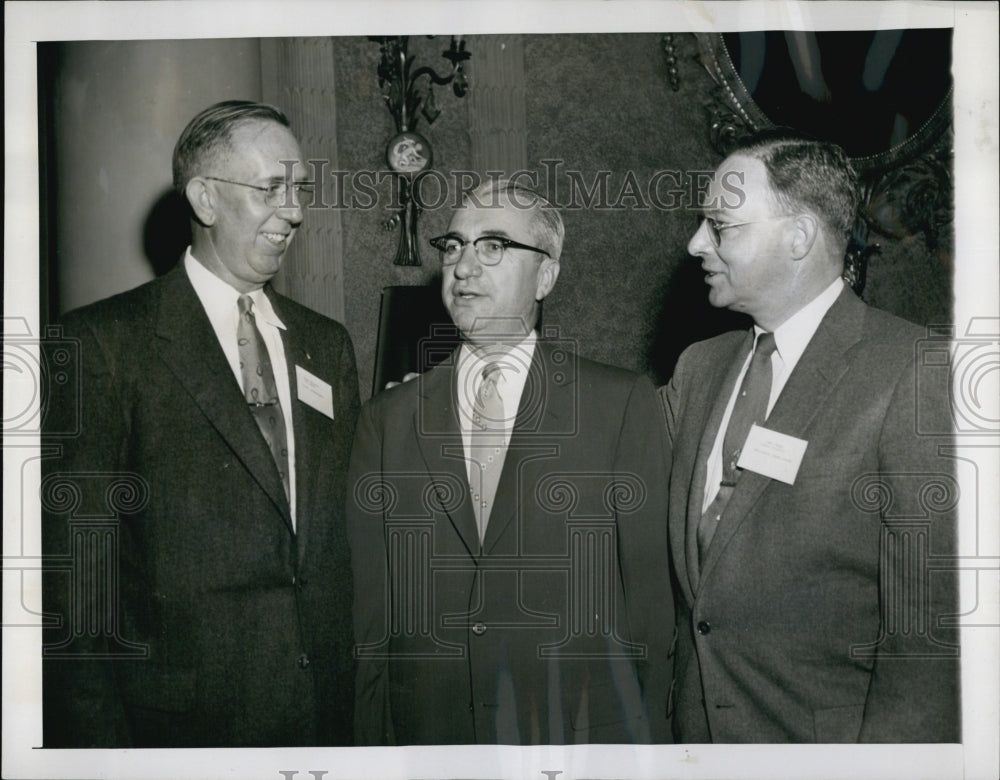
[42,313,132,747]
[345,400,396,746]
[614,374,674,742]
[659,341,704,458]
[658,359,683,449]
[859,350,960,742]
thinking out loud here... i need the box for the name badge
[737,424,807,485]
[296,365,334,419]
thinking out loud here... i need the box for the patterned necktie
[470,362,507,545]
[237,294,290,503]
[698,332,777,560]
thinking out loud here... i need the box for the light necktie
[237,294,290,503]
[470,362,507,545]
[698,332,777,560]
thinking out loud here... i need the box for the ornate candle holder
[371,36,470,265]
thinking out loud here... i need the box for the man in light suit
[663,129,959,742]
[348,180,672,745]
[42,101,359,747]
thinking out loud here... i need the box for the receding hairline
[171,101,292,193]
[457,179,565,260]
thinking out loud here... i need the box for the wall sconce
[371,35,470,265]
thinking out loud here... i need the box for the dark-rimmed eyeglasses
[429,234,550,266]
[700,215,790,247]
[203,176,315,208]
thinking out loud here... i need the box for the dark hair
[731,128,860,244]
[172,100,290,193]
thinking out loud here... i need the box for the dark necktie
[470,362,506,545]
[237,294,290,503]
[698,332,777,560]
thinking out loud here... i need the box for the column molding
[261,37,345,322]
[467,36,528,177]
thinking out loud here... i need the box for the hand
[384,372,420,390]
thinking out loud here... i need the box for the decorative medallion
[386,131,433,175]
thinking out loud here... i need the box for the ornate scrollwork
[662,34,681,92]
[863,123,954,253]
[851,474,894,515]
[685,34,953,296]
[536,476,579,515]
[917,474,960,515]
[370,36,470,266]
[423,473,465,514]
[40,473,83,514]
[693,34,767,157]
[354,473,399,515]
[603,474,647,515]
[105,474,149,514]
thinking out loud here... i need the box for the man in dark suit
[348,180,672,745]
[42,101,359,747]
[663,130,959,742]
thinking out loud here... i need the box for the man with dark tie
[42,100,359,747]
[662,129,959,742]
[347,180,673,745]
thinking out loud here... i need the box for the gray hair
[464,178,565,260]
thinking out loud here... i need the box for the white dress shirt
[184,249,297,527]
[455,331,537,486]
[702,278,844,511]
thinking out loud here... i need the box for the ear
[788,213,819,260]
[185,177,216,227]
[535,258,560,301]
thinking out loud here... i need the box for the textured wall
[863,230,953,327]
[524,33,734,385]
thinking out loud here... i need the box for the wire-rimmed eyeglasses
[203,176,315,208]
[700,215,791,247]
[429,234,551,266]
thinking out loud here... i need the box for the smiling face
[191,119,306,292]
[441,196,560,345]
[687,153,801,329]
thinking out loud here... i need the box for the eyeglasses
[203,176,315,208]
[700,215,790,247]
[429,234,550,266]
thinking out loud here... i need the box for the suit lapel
[153,266,293,532]
[414,356,481,557]
[481,342,566,555]
[269,290,315,559]
[685,330,753,592]
[698,289,866,586]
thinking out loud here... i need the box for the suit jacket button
[472,622,487,635]
[697,621,711,635]
[297,653,310,669]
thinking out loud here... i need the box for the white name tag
[737,424,808,485]
[296,365,334,419]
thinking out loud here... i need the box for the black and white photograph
[4,2,998,779]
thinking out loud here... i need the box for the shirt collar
[456,331,537,419]
[184,248,286,330]
[459,331,537,379]
[758,277,843,366]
